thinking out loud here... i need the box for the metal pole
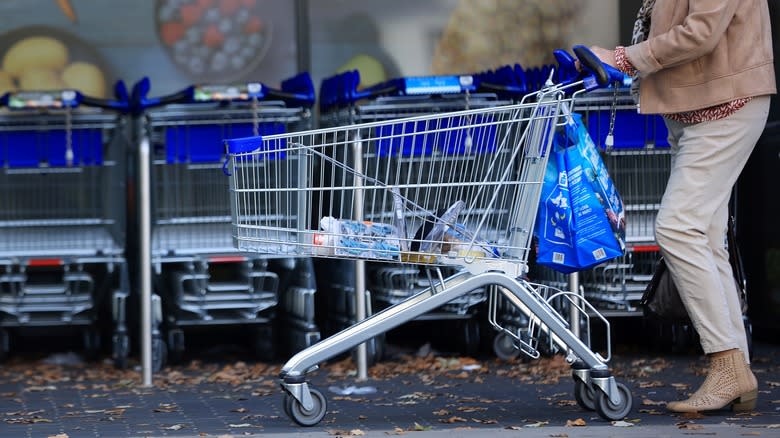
[569,272,581,340]
[139,134,153,387]
[351,133,368,381]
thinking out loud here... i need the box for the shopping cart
[0,87,131,360]
[128,73,320,368]
[225,47,634,425]
[566,87,671,316]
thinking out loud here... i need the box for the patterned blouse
[614,46,751,124]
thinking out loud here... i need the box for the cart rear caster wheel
[573,379,597,411]
[492,332,520,361]
[285,387,327,427]
[595,382,633,421]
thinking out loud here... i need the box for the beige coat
[625,0,776,114]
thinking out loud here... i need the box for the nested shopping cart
[0,88,131,360]
[319,71,528,360]
[127,73,320,369]
[225,47,634,426]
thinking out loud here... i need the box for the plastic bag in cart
[534,113,626,274]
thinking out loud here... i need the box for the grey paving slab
[0,340,778,438]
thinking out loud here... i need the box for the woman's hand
[588,46,618,68]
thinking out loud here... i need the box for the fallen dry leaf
[456,406,487,413]
[153,403,178,413]
[432,409,450,416]
[638,409,663,415]
[48,434,69,438]
[676,422,704,430]
[471,418,497,424]
[439,416,467,423]
[642,398,666,406]
[565,418,586,427]
[682,412,706,420]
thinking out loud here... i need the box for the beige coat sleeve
[625,0,740,76]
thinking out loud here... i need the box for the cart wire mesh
[226,92,570,275]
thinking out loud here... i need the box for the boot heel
[732,390,758,412]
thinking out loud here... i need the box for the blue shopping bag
[535,113,626,273]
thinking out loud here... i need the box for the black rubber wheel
[112,332,129,369]
[83,327,101,361]
[152,337,167,373]
[461,319,480,357]
[0,329,10,362]
[573,379,597,411]
[286,387,327,427]
[595,382,633,421]
[492,332,520,361]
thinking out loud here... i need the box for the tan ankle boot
[667,349,757,413]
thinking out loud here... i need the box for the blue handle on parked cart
[78,80,132,111]
[474,64,528,98]
[0,80,131,112]
[572,45,630,90]
[320,70,486,110]
[131,77,194,113]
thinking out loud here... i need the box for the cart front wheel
[595,382,632,421]
[285,387,327,427]
[492,332,520,361]
[573,379,597,411]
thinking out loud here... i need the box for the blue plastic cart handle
[572,45,629,90]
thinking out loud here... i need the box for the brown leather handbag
[640,216,747,323]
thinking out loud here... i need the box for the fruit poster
[0,0,298,97]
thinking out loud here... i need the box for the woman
[589,0,775,413]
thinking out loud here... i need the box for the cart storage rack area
[136,74,320,367]
[225,48,634,426]
[0,90,129,359]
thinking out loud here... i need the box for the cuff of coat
[625,41,664,77]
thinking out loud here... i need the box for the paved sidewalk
[1,338,778,438]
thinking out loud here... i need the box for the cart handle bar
[572,45,630,91]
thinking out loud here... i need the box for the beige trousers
[658,96,770,364]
